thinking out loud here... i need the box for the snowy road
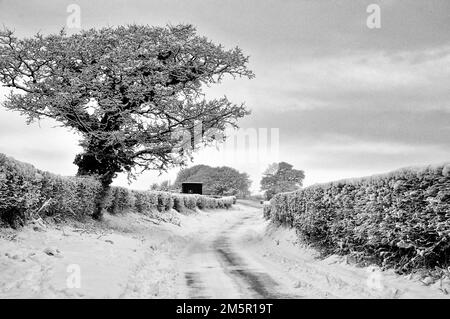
[0,202,448,298]
[175,203,449,299]
[181,209,299,299]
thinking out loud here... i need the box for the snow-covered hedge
[0,153,101,227]
[0,153,235,227]
[111,189,233,214]
[264,164,450,273]
[107,187,136,214]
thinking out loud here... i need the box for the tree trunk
[92,183,111,220]
[74,150,117,221]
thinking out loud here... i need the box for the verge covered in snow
[0,204,448,298]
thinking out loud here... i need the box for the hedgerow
[183,195,198,210]
[0,153,235,227]
[264,164,450,273]
[155,191,174,212]
[133,190,158,214]
[0,153,101,227]
[107,187,136,214]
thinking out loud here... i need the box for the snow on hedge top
[304,162,450,190]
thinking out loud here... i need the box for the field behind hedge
[264,163,450,274]
[0,153,235,227]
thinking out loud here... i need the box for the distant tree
[150,180,172,191]
[260,162,305,200]
[158,180,172,191]
[175,165,251,197]
[264,162,280,176]
[0,25,253,219]
[174,164,210,186]
[150,183,160,191]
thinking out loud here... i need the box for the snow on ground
[0,203,448,299]
[233,212,450,299]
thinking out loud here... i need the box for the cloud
[248,46,450,112]
[0,106,81,175]
[278,136,450,187]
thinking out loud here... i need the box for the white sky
[0,0,449,193]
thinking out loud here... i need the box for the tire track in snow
[183,212,299,298]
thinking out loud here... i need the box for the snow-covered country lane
[176,203,449,299]
[0,202,448,298]
[179,206,300,298]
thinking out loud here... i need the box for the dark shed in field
[182,182,203,195]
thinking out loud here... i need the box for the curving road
[180,204,301,299]
[168,201,447,299]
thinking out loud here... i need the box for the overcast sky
[0,0,449,192]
